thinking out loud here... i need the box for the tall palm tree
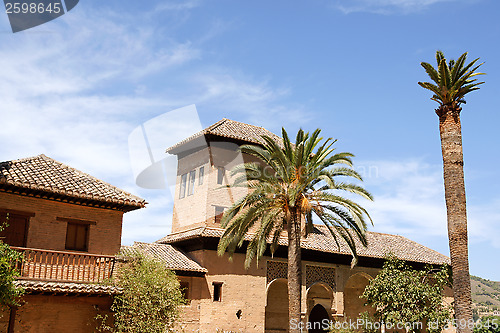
[217,128,372,332]
[419,51,484,333]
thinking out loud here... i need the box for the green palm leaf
[218,128,373,268]
[419,51,484,108]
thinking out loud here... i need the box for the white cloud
[0,2,309,246]
[333,0,460,14]
[359,159,500,249]
[153,0,201,13]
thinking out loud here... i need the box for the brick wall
[0,294,112,333]
[172,143,263,233]
[175,248,384,333]
[0,191,124,255]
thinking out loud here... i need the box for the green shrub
[97,251,186,332]
[0,223,24,307]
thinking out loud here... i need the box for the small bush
[97,251,186,332]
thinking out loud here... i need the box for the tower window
[188,170,196,196]
[179,173,187,198]
[217,167,225,185]
[198,167,204,185]
[214,206,225,224]
[213,282,223,302]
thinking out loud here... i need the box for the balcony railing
[11,247,115,283]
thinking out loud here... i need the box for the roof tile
[158,226,450,266]
[0,154,146,210]
[166,118,283,153]
[121,242,207,273]
[15,280,120,295]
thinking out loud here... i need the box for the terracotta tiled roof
[121,242,207,273]
[158,226,450,266]
[166,118,283,153]
[15,280,120,295]
[0,154,146,211]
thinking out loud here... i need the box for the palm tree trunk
[438,107,473,333]
[288,213,302,333]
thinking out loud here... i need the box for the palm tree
[419,51,484,333]
[217,128,372,332]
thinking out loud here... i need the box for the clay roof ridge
[391,233,450,259]
[123,242,207,273]
[38,154,144,202]
[155,225,207,243]
[159,224,450,265]
[166,118,282,153]
[0,154,146,209]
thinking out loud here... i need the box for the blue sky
[1,0,499,280]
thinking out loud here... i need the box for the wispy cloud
[360,159,500,250]
[0,2,308,245]
[333,0,460,14]
[153,0,201,13]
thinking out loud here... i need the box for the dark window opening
[179,173,187,198]
[217,167,225,185]
[198,167,204,185]
[180,281,190,299]
[0,210,33,247]
[214,206,225,224]
[213,282,223,302]
[188,170,196,196]
[65,222,89,251]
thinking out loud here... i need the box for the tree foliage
[97,251,186,333]
[0,222,24,307]
[217,128,373,267]
[217,127,372,332]
[361,256,452,333]
[418,51,484,110]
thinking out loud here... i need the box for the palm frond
[419,50,484,107]
[217,127,373,268]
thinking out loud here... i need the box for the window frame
[198,166,204,185]
[212,282,223,302]
[187,170,196,196]
[214,206,225,224]
[58,217,95,252]
[217,166,225,185]
[0,209,34,247]
[179,173,188,199]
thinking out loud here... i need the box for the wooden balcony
[11,247,115,283]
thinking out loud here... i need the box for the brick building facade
[0,119,452,332]
[132,118,453,333]
[0,154,145,333]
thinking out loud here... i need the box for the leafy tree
[0,222,24,308]
[361,256,452,333]
[419,51,485,333]
[217,128,372,333]
[97,251,186,333]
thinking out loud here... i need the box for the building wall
[0,294,112,333]
[172,147,211,232]
[0,191,124,255]
[177,250,267,333]
[171,143,264,233]
[176,249,381,333]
